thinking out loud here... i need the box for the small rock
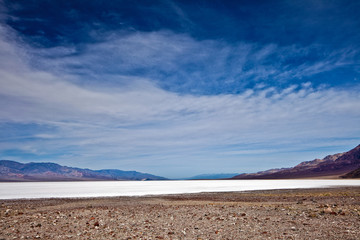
[5,209,11,216]
[94,221,100,227]
[324,207,333,214]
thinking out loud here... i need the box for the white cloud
[0,25,360,177]
[24,30,359,93]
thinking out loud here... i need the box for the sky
[0,0,359,178]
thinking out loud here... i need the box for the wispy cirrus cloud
[25,30,359,95]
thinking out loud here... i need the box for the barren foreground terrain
[1,187,360,239]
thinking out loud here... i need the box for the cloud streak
[25,30,360,94]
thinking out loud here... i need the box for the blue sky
[0,0,359,178]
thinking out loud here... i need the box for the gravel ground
[1,187,360,240]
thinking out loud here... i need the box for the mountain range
[233,144,360,179]
[0,160,167,181]
[188,173,240,180]
[1,144,359,181]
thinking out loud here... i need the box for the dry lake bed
[1,186,360,239]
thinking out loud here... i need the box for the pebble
[5,209,11,216]
[324,207,333,214]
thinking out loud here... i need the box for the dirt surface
[1,187,360,239]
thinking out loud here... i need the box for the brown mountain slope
[341,167,360,178]
[233,144,360,179]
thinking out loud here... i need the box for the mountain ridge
[0,160,167,181]
[233,144,360,179]
[187,173,240,180]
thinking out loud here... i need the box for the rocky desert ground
[1,187,360,240]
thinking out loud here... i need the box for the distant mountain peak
[0,160,167,181]
[188,173,239,180]
[233,144,360,179]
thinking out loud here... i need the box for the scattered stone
[5,209,11,216]
[324,207,333,214]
